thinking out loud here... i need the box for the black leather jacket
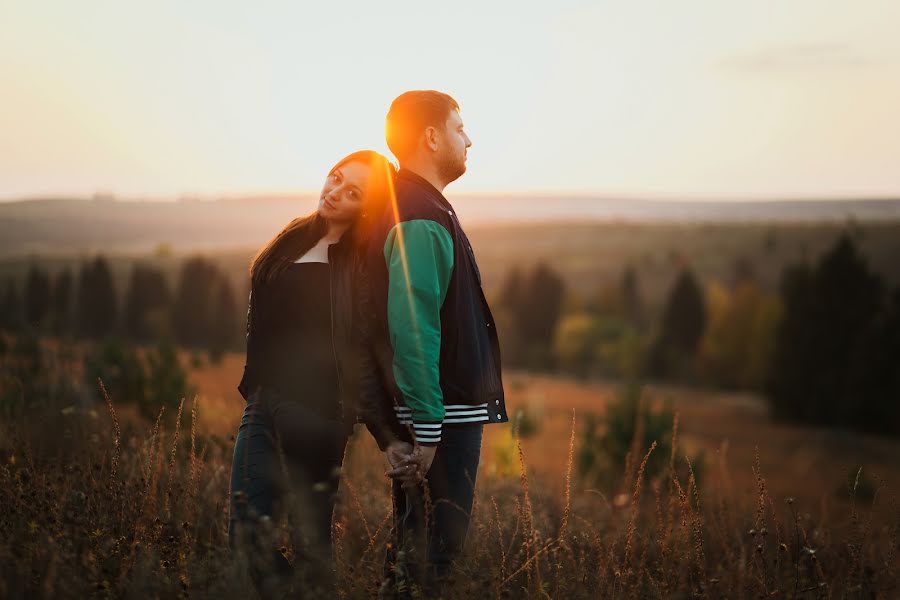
[237,234,397,438]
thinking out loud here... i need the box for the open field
[190,352,900,515]
[2,348,897,598]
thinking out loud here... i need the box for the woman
[228,150,397,596]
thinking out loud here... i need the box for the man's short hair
[385,90,460,162]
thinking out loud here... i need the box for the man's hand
[386,442,438,487]
[385,440,419,486]
[407,445,437,477]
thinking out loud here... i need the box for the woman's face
[317,160,372,223]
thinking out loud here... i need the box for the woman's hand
[386,443,437,487]
[385,440,416,483]
[385,440,413,466]
[387,440,435,487]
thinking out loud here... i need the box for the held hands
[385,440,413,471]
[384,440,437,488]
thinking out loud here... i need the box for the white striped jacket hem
[393,403,490,444]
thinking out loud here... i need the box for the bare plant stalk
[164,397,185,518]
[358,512,391,566]
[624,442,657,573]
[625,387,649,493]
[501,540,558,588]
[751,446,771,597]
[492,496,507,581]
[556,409,576,599]
[141,405,167,521]
[188,396,199,512]
[559,408,575,543]
[98,378,121,484]
[332,519,347,594]
[505,496,523,577]
[341,473,373,543]
[517,437,538,591]
[686,455,707,591]
[669,411,679,480]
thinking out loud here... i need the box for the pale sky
[2,0,899,200]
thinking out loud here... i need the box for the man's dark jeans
[386,424,483,594]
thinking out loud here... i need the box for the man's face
[435,109,471,185]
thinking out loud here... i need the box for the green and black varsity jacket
[358,168,508,448]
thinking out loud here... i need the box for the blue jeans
[387,424,483,593]
[228,386,349,594]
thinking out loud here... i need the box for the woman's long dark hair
[250,150,396,284]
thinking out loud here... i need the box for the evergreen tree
[24,264,51,330]
[0,280,23,331]
[498,266,524,310]
[495,266,526,367]
[621,264,644,328]
[846,287,900,435]
[518,262,566,348]
[50,268,73,335]
[124,264,171,341]
[767,263,816,422]
[76,256,118,339]
[767,234,885,429]
[172,256,220,347]
[209,275,238,358]
[649,267,706,378]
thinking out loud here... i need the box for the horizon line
[2,191,900,205]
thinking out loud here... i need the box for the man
[358,90,508,595]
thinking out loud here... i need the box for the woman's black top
[238,262,340,421]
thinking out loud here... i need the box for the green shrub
[578,381,680,490]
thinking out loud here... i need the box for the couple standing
[227,90,508,598]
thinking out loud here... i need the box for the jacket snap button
[495,414,502,420]
[495,399,500,405]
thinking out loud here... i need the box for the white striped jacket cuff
[394,403,492,445]
[412,422,442,446]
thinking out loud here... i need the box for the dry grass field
[1,348,898,598]
[190,353,900,515]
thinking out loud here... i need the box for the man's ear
[423,126,439,152]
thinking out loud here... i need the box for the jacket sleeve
[383,220,454,446]
[354,255,402,451]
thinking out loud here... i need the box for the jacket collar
[397,168,453,211]
[328,230,357,258]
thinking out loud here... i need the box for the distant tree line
[4,232,897,436]
[0,254,242,420]
[0,255,242,356]
[493,231,899,437]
